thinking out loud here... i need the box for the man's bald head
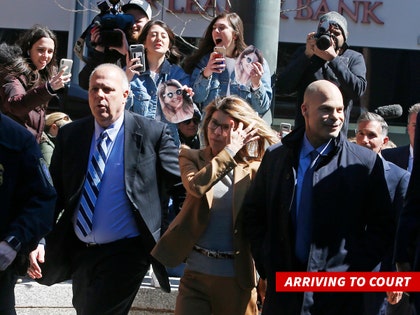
[301,80,345,148]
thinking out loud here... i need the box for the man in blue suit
[355,112,412,315]
[27,63,181,315]
[382,103,420,173]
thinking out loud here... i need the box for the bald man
[243,80,394,315]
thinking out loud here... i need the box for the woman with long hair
[158,79,194,124]
[0,25,71,143]
[152,96,279,315]
[183,12,272,116]
[125,20,192,145]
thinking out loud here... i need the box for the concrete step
[15,274,179,315]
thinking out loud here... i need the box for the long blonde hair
[202,96,279,162]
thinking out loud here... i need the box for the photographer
[78,0,152,90]
[278,11,367,135]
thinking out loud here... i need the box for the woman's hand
[226,121,260,155]
[49,68,71,92]
[249,61,264,89]
[201,51,226,78]
[182,85,194,98]
[125,46,144,82]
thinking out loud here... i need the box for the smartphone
[280,122,292,138]
[59,58,73,76]
[129,44,146,73]
[213,46,226,58]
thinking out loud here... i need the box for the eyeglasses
[181,118,200,125]
[163,89,182,99]
[208,118,230,133]
[53,115,70,124]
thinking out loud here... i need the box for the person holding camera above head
[78,0,152,90]
[0,25,71,143]
[183,12,272,118]
[125,20,191,146]
[278,11,367,136]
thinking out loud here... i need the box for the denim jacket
[191,53,272,114]
[126,59,190,146]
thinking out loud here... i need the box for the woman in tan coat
[152,96,279,315]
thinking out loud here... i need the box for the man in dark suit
[382,103,420,172]
[242,80,393,315]
[395,111,420,315]
[27,63,181,315]
[355,112,412,315]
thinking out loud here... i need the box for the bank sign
[160,0,420,50]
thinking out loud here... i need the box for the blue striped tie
[76,131,109,237]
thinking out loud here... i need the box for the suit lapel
[124,111,143,174]
[232,165,250,227]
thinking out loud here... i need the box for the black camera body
[314,20,338,51]
[97,13,134,47]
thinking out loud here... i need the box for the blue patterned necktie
[76,131,109,237]
[295,150,319,263]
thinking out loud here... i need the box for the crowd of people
[0,2,419,315]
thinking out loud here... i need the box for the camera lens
[316,35,331,50]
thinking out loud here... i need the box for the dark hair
[158,79,192,115]
[17,24,58,82]
[235,45,263,84]
[138,20,182,65]
[183,12,247,74]
[0,43,34,87]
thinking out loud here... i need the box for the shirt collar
[94,114,124,142]
[301,133,333,159]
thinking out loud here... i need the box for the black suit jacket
[40,111,180,292]
[382,145,410,171]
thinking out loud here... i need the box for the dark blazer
[242,128,394,315]
[380,158,410,272]
[40,110,181,292]
[382,145,410,171]
[394,115,420,313]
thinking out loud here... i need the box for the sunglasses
[181,118,200,125]
[163,88,182,99]
[53,115,70,124]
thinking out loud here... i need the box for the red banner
[276,272,420,292]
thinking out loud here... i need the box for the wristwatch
[4,236,22,252]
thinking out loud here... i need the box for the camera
[95,1,134,47]
[314,20,338,51]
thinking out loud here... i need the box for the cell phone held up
[280,122,292,138]
[213,46,226,70]
[129,44,146,73]
[59,58,73,76]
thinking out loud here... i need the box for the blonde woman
[39,112,72,166]
[152,96,279,315]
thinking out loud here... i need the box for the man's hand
[27,244,45,279]
[0,241,17,271]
